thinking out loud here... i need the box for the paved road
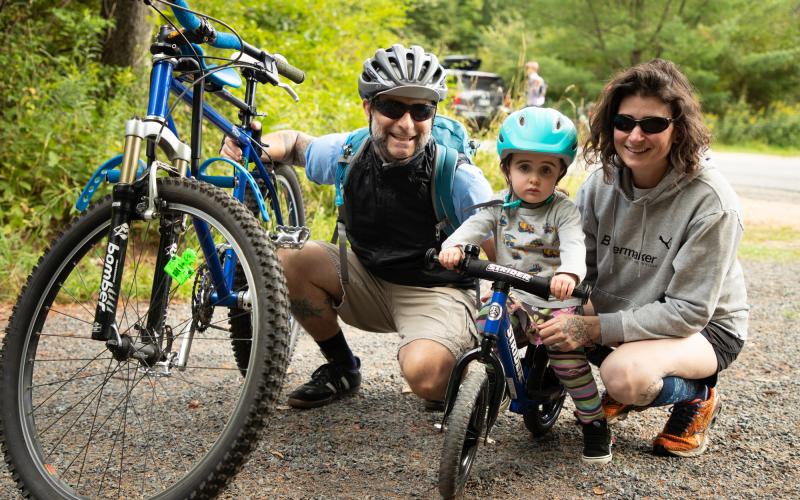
[479,141,799,202]
[710,151,799,201]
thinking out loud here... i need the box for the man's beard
[370,120,431,164]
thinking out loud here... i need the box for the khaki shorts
[319,242,479,358]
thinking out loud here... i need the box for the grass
[713,141,800,157]
[738,225,800,263]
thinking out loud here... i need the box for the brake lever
[277,82,299,102]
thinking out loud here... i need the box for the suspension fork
[90,173,140,342]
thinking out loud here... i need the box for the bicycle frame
[86,39,290,351]
[435,245,587,439]
[440,281,530,438]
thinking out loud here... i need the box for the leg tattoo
[290,298,325,321]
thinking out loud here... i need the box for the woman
[538,59,749,458]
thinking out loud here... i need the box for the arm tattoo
[564,316,590,345]
[289,298,324,321]
[282,131,314,167]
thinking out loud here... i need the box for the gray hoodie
[575,157,749,345]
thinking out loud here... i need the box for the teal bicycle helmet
[497,107,578,167]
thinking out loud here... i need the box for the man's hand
[219,123,313,167]
[550,273,578,301]
[437,247,464,270]
[538,314,600,352]
[220,122,261,162]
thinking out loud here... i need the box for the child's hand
[550,273,578,301]
[438,247,464,270]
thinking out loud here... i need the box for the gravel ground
[1,257,797,499]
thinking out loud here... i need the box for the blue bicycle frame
[80,1,305,342]
[432,245,590,438]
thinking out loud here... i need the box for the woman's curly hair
[583,59,711,183]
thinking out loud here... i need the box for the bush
[709,99,800,149]
[0,5,144,240]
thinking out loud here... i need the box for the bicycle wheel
[1,177,290,499]
[438,365,489,499]
[523,385,567,437]
[233,164,305,369]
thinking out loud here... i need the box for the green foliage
[408,0,800,118]
[707,100,800,149]
[174,0,409,241]
[0,2,145,239]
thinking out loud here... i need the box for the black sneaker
[423,399,445,412]
[287,358,361,409]
[581,419,613,464]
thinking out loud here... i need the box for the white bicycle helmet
[358,44,448,102]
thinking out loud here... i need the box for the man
[525,61,547,107]
[222,44,493,409]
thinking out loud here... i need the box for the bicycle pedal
[269,225,310,249]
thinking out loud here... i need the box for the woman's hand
[550,273,578,301]
[438,247,464,270]
[538,314,600,351]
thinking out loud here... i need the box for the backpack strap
[332,129,370,285]
[431,144,460,239]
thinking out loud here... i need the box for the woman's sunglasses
[372,98,437,122]
[613,114,674,134]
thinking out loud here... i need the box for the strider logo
[600,235,659,264]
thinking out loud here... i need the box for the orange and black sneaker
[653,387,722,457]
[602,392,635,423]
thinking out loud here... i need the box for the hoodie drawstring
[638,204,647,278]
[609,191,618,274]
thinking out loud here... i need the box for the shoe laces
[665,400,701,434]
[309,363,344,386]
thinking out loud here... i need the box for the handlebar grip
[274,55,305,84]
[424,248,439,270]
[570,282,592,301]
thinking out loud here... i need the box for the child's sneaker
[287,358,361,409]
[581,419,612,464]
[653,387,721,457]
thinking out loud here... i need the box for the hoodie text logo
[600,235,659,264]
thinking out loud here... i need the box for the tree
[101,0,152,69]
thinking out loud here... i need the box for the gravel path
[1,257,797,499]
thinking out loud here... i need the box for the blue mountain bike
[426,245,591,499]
[0,1,308,498]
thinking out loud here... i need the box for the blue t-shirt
[304,133,494,225]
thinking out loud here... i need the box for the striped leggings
[526,305,604,423]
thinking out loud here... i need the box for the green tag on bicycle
[164,249,198,285]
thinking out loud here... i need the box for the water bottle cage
[269,225,310,249]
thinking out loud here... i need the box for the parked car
[442,55,508,129]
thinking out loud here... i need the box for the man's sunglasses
[372,99,437,122]
[612,114,674,134]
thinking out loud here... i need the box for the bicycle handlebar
[424,248,591,302]
[167,0,305,84]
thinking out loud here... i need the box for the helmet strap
[502,191,555,210]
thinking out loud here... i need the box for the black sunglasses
[613,114,674,134]
[372,98,437,122]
